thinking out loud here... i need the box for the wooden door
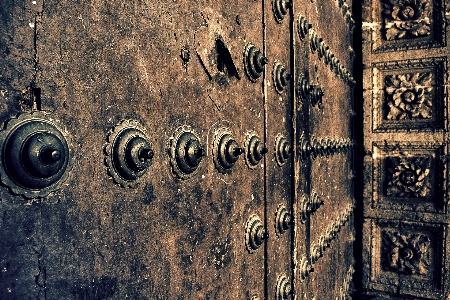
[0,1,356,299]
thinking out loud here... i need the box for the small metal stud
[297,14,312,40]
[311,243,321,264]
[275,134,292,166]
[273,62,291,94]
[309,30,321,53]
[214,129,243,174]
[310,86,324,108]
[245,133,267,168]
[273,0,292,23]
[275,205,293,235]
[309,191,324,214]
[300,256,313,281]
[342,3,349,15]
[300,137,312,161]
[318,41,328,60]
[276,275,293,299]
[169,125,205,179]
[245,214,268,252]
[300,195,310,223]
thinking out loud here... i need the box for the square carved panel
[372,142,447,213]
[369,0,446,52]
[372,57,446,132]
[367,219,446,298]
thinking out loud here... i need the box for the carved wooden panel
[372,58,447,132]
[368,0,446,52]
[372,142,447,213]
[362,0,450,298]
[365,219,446,298]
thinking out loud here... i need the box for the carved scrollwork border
[372,141,447,214]
[367,0,446,53]
[372,57,447,132]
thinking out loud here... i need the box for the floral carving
[381,0,432,40]
[384,72,434,120]
[382,231,431,275]
[385,157,432,198]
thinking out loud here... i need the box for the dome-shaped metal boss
[300,138,312,161]
[297,14,312,40]
[0,111,73,198]
[298,77,312,99]
[300,256,314,281]
[273,61,291,94]
[275,134,292,166]
[276,275,293,299]
[275,205,293,235]
[245,133,267,168]
[310,31,322,53]
[214,130,243,174]
[245,214,268,252]
[244,43,268,82]
[105,120,153,187]
[169,125,205,180]
[273,0,292,23]
[310,86,324,108]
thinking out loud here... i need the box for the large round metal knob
[244,43,268,82]
[0,111,73,198]
[246,214,268,252]
[105,120,153,187]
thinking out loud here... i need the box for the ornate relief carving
[385,156,432,198]
[372,142,446,213]
[382,230,431,275]
[372,57,446,131]
[366,220,446,297]
[381,0,432,40]
[384,72,433,120]
[371,0,445,52]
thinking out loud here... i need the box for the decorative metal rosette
[212,125,244,174]
[244,130,267,169]
[272,60,291,95]
[243,43,268,83]
[105,120,153,188]
[168,125,205,180]
[0,111,74,198]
